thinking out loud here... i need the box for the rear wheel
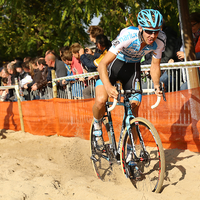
[120,117,165,193]
[90,117,113,180]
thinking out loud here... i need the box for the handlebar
[108,98,118,112]
[108,84,166,112]
[142,89,161,109]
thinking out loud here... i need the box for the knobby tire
[120,117,165,193]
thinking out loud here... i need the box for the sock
[93,117,102,130]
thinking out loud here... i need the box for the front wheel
[120,117,165,193]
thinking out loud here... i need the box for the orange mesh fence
[0,88,200,152]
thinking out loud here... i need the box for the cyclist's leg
[129,95,142,144]
[93,80,108,121]
[92,80,108,149]
[126,98,141,162]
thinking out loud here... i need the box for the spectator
[61,50,77,98]
[23,56,32,63]
[70,43,86,99]
[45,52,67,79]
[190,12,200,59]
[70,43,84,75]
[7,61,17,100]
[87,26,104,43]
[1,65,14,101]
[0,77,9,101]
[59,46,70,58]
[14,61,29,83]
[61,50,74,78]
[169,12,200,90]
[22,60,31,73]
[14,61,31,100]
[1,65,11,86]
[31,58,48,99]
[23,57,41,100]
[79,34,112,99]
[86,25,105,57]
[45,51,68,93]
[79,34,111,72]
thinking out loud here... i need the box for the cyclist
[93,9,166,151]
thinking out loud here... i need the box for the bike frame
[105,92,147,162]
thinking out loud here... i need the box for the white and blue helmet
[137,9,163,31]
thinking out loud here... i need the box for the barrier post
[51,70,57,98]
[15,78,25,132]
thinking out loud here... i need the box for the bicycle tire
[90,117,113,180]
[120,117,165,193]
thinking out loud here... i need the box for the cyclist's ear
[138,25,143,31]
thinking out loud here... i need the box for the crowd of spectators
[0,25,111,101]
[0,12,199,102]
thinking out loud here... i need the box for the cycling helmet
[137,9,163,31]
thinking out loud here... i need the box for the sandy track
[0,130,199,200]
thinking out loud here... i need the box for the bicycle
[90,82,166,193]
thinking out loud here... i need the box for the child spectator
[59,46,70,58]
[70,43,84,75]
[69,43,87,99]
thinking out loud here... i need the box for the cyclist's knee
[95,94,107,109]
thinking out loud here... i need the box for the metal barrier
[52,60,200,98]
[1,61,199,100]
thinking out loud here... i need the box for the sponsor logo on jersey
[118,32,137,42]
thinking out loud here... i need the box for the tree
[0,0,96,60]
[0,0,199,62]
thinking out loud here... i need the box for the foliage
[0,0,199,62]
[0,0,95,60]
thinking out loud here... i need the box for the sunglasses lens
[144,30,159,35]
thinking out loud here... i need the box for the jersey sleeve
[153,31,166,59]
[109,27,138,55]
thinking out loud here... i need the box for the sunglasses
[191,22,198,27]
[144,29,160,35]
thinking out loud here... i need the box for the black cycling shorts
[107,58,142,92]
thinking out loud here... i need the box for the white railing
[0,60,199,100]
[52,60,200,97]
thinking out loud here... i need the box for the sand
[0,129,199,200]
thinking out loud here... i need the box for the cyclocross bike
[90,82,166,193]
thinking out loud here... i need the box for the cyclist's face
[140,26,159,45]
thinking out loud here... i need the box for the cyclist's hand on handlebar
[106,84,118,99]
[154,82,167,101]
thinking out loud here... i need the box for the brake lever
[160,82,166,102]
[116,83,121,102]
